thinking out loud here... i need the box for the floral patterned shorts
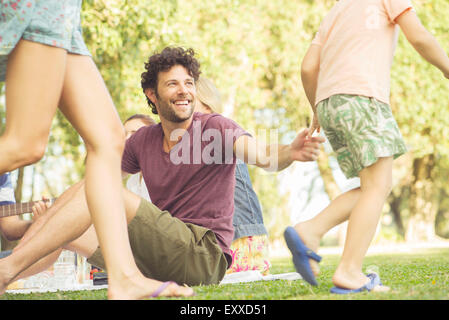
[226,235,271,276]
[0,0,90,81]
[317,94,408,179]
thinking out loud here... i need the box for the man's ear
[145,88,157,105]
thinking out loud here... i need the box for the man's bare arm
[234,129,325,172]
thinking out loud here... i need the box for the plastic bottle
[50,250,77,289]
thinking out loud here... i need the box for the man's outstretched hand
[290,128,325,162]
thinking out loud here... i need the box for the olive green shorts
[87,199,228,286]
[317,94,408,179]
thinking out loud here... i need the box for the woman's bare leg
[0,40,66,174]
[0,41,192,298]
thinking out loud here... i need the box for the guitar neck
[0,199,54,218]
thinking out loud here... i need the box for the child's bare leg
[294,187,361,275]
[58,54,192,299]
[332,157,393,289]
[0,40,66,174]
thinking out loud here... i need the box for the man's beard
[156,93,194,123]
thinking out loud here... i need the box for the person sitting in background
[195,77,271,275]
[123,114,157,203]
[0,173,46,245]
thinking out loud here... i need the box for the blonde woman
[195,77,271,276]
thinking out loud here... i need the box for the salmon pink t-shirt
[312,0,414,105]
[121,112,249,265]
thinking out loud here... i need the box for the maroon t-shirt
[122,112,249,265]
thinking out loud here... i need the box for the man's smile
[172,98,193,111]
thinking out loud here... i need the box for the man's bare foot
[107,272,194,300]
[294,223,321,276]
[0,260,18,296]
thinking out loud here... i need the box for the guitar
[0,199,54,218]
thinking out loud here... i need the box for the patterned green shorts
[317,94,407,179]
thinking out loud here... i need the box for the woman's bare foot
[294,223,321,276]
[107,272,194,300]
[151,281,195,298]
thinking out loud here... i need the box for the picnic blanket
[6,284,108,294]
[220,271,302,284]
[5,271,302,294]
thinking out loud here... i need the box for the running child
[284,0,449,293]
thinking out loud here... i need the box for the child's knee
[361,175,392,198]
[361,158,393,194]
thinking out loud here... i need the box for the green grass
[2,247,449,300]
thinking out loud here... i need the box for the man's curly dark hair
[141,47,201,115]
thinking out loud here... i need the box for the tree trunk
[405,154,438,242]
[388,186,408,237]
